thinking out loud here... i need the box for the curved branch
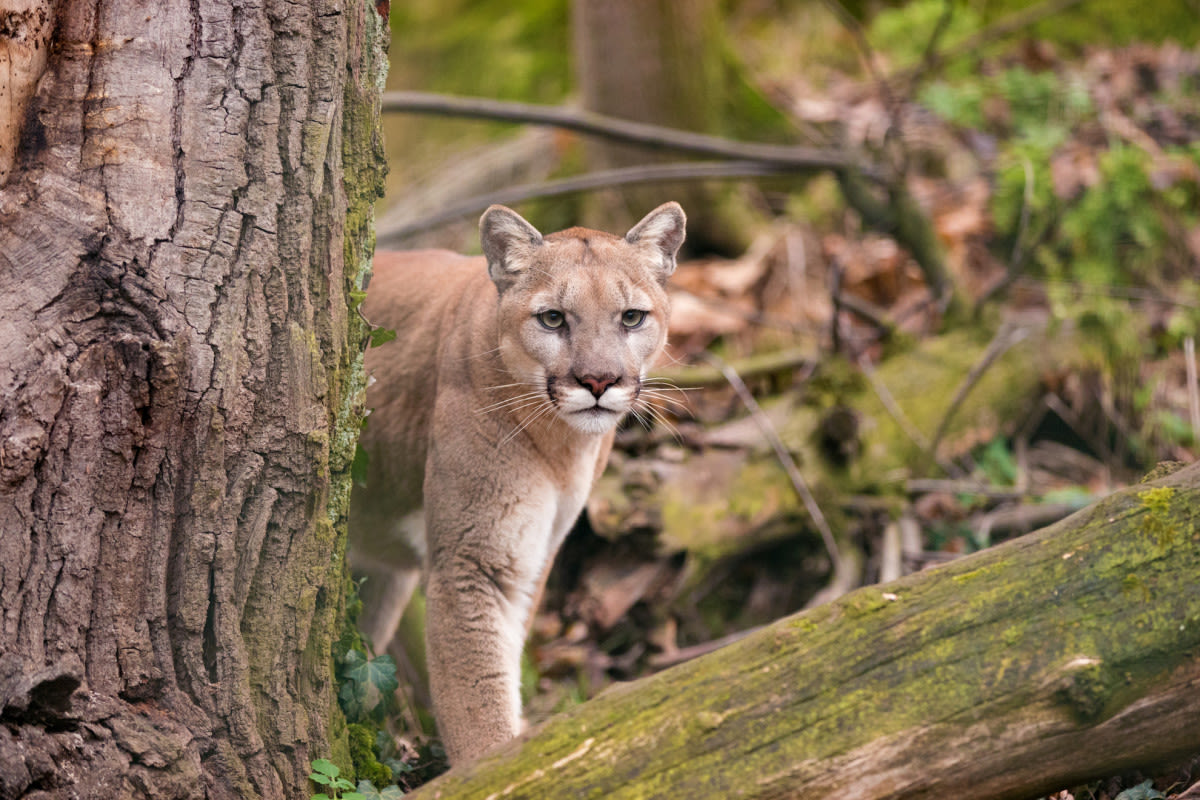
[381,91,883,179]
[377,161,796,246]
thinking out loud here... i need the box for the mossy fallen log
[411,461,1200,799]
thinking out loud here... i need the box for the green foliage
[369,327,398,348]
[922,66,1092,149]
[390,0,570,103]
[338,649,401,723]
[348,723,393,788]
[975,437,1018,486]
[1060,146,1189,284]
[309,758,365,800]
[982,0,1200,47]
[354,780,406,799]
[1114,779,1166,800]
[869,0,982,75]
[351,441,371,488]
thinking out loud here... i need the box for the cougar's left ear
[480,205,544,293]
[625,201,686,283]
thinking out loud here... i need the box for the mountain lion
[350,202,686,764]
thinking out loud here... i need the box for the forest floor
[379,38,1200,800]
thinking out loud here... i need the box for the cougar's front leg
[423,492,554,764]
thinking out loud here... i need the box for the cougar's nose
[577,374,618,398]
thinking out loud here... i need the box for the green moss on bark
[411,465,1200,799]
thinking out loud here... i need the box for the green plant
[338,649,401,723]
[1114,779,1166,800]
[309,759,364,800]
[354,779,406,799]
[869,0,982,76]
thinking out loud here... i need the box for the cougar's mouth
[545,376,628,433]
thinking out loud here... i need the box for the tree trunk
[409,461,1200,799]
[571,0,785,255]
[0,1,387,797]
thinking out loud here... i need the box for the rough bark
[411,461,1200,800]
[0,0,387,798]
[0,0,53,186]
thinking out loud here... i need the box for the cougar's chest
[548,455,598,549]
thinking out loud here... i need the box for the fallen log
[412,461,1200,799]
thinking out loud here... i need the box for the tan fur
[350,203,685,764]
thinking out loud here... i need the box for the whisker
[482,381,540,392]
[641,379,699,391]
[639,388,690,410]
[460,346,504,362]
[475,393,547,416]
[639,391,691,416]
[632,399,683,443]
[476,388,543,405]
[647,409,683,443]
[499,400,556,446]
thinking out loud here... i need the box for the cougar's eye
[536,309,566,330]
[621,309,647,329]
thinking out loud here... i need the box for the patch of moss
[348,722,392,787]
[1139,486,1177,546]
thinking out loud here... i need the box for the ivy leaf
[369,327,398,347]
[344,651,400,695]
[1114,780,1165,800]
[338,650,400,721]
[356,781,406,799]
[339,679,369,723]
[351,443,370,488]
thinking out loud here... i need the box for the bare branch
[930,319,1033,457]
[378,161,795,245]
[381,91,882,178]
[701,352,845,587]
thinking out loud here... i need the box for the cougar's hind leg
[356,565,420,655]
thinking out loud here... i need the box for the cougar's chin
[560,405,623,434]
[551,382,633,434]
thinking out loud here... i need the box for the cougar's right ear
[480,205,544,292]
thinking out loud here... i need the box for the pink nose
[578,374,618,397]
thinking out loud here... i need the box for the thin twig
[648,626,762,670]
[817,0,896,111]
[907,0,957,93]
[837,292,895,337]
[890,0,1087,87]
[1009,155,1036,271]
[1186,337,1200,444]
[652,348,814,390]
[1023,277,1200,310]
[702,352,843,580]
[906,479,1028,499]
[382,91,880,178]
[1043,393,1114,468]
[974,155,1039,316]
[378,161,794,244]
[856,353,965,477]
[930,321,1032,456]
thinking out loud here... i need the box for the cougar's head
[480,202,686,436]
